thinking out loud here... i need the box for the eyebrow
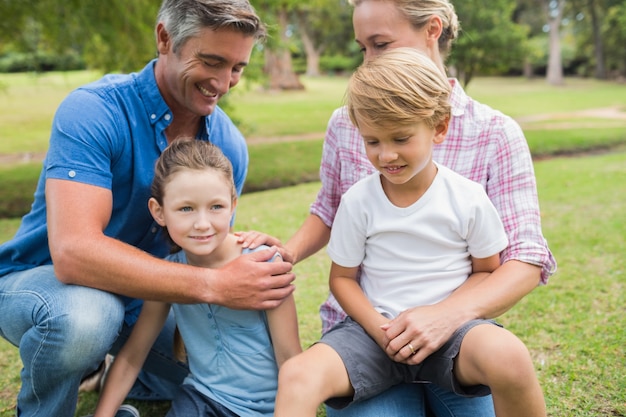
[197,52,248,67]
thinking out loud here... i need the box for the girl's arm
[329,262,389,348]
[93,301,171,417]
[267,293,302,367]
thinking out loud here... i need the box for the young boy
[274,48,546,417]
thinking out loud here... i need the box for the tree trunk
[296,10,323,77]
[546,0,565,86]
[588,0,606,79]
[264,7,304,91]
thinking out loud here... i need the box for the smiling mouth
[383,165,405,174]
[197,84,218,98]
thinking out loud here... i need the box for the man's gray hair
[157,0,266,53]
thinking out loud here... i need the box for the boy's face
[359,119,447,188]
[156,25,255,117]
[149,168,235,263]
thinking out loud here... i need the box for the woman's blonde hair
[349,0,459,59]
[346,47,451,130]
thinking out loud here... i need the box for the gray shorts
[320,317,500,409]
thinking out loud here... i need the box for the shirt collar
[137,59,172,126]
[448,78,468,118]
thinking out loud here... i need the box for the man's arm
[46,179,294,309]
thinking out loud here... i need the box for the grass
[1,150,625,416]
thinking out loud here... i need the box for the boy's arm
[330,262,389,348]
[267,293,302,367]
[93,301,171,417]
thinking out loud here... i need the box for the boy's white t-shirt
[327,163,508,318]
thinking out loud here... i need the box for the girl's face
[359,118,448,189]
[149,167,236,261]
[353,1,431,62]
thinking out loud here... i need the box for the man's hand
[381,304,463,365]
[212,246,295,310]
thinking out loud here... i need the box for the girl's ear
[148,197,167,226]
[231,197,238,215]
[434,117,450,144]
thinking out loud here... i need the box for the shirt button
[68,170,76,178]
[151,114,156,120]
[164,114,171,121]
[151,227,157,233]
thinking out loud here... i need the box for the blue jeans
[325,382,495,417]
[0,265,187,417]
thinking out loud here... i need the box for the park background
[1,0,625,416]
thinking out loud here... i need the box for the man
[0,1,294,416]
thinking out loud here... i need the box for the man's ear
[156,22,171,55]
[434,116,450,144]
[148,197,167,226]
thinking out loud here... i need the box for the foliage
[0,50,85,73]
[602,3,626,77]
[450,0,528,86]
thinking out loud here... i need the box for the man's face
[157,25,255,117]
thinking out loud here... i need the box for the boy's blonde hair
[346,47,451,130]
[348,0,459,59]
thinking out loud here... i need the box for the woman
[241,1,556,415]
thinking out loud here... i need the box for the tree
[449,0,528,87]
[293,0,353,76]
[251,0,304,90]
[0,0,157,73]
[545,0,566,85]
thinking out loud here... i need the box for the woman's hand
[234,230,294,263]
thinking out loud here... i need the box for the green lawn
[1,149,625,416]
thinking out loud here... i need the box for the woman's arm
[93,301,171,417]
[383,257,538,365]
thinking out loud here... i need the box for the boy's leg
[454,324,546,417]
[0,266,125,417]
[275,342,353,417]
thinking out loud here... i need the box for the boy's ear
[148,197,167,226]
[434,117,450,144]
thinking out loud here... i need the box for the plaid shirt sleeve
[438,80,556,284]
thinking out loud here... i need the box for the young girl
[273,48,546,417]
[93,139,301,417]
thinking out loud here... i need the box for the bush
[0,51,86,73]
[319,54,359,75]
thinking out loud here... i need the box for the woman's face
[353,1,430,62]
